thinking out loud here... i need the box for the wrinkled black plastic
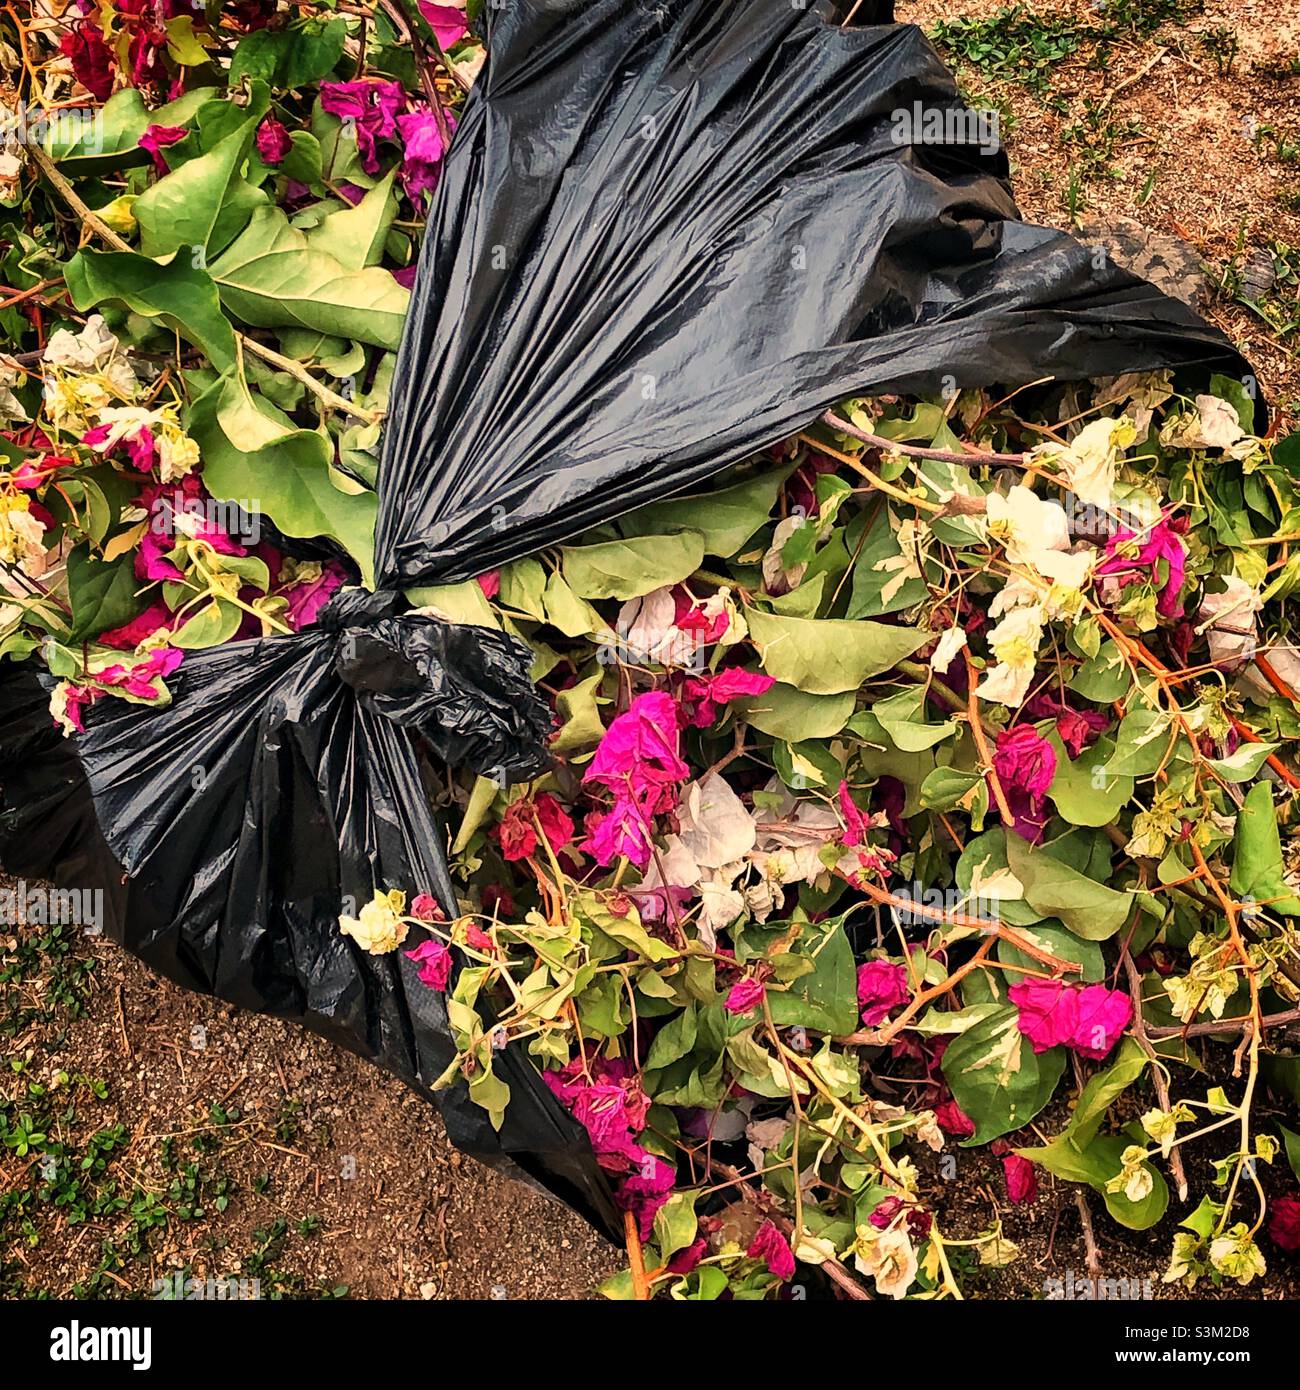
[1,0,1253,1240]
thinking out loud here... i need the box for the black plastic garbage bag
[0,0,1253,1241]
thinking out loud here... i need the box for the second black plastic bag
[0,0,1251,1238]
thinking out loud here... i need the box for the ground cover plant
[3,0,1300,1302]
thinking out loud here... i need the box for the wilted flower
[492,793,575,862]
[856,959,910,1027]
[991,724,1056,842]
[724,978,765,1015]
[339,888,408,954]
[1208,1223,1266,1285]
[747,1220,796,1281]
[1095,515,1187,620]
[396,108,456,206]
[405,937,452,990]
[1002,1153,1038,1204]
[139,123,187,174]
[853,1224,918,1299]
[255,116,293,166]
[1268,1195,1300,1252]
[319,79,406,173]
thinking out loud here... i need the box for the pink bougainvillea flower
[61,18,116,100]
[82,420,157,473]
[396,108,456,206]
[585,691,689,795]
[410,892,445,923]
[97,599,175,651]
[492,793,575,863]
[617,1156,677,1241]
[319,78,405,173]
[992,724,1057,843]
[135,477,246,583]
[747,1220,796,1281]
[857,959,910,1027]
[544,1055,655,1182]
[463,922,493,952]
[933,1099,976,1138]
[95,645,184,701]
[1008,978,1132,1060]
[1056,706,1110,758]
[1002,1153,1039,1204]
[1268,1194,1300,1252]
[679,666,776,727]
[55,683,97,733]
[869,1195,904,1229]
[709,667,774,703]
[666,1237,708,1275]
[724,978,765,1015]
[475,569,500,599]
[837,779,871,847]
[392,264,418,290]
[673,586,731,644]
[139,123,188,174]
[417,0,469,49]
[405,937,453,991]
[280,561,347,631]
[583,795,655,869]
[255,116,293,165]
[1095,516,1187,620]
[9,454,71,490]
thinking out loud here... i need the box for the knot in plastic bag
[321,587,552,782]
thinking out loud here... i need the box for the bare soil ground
[3,0,1299,1301]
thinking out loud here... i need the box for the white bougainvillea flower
[1038,414,1136,512]
[1198,575,1260,666]
[985,484,1070,567]
[339,889,409,954]
[929,623,967,672]
[976,603,1044,707]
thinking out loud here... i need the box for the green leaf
[305,172,399,272]
[208,204,409,350]
[170,597,243,649]
[188,371,376,585]
[1068,640,1131,702]
[846,505,931,618]
[1279,1124,1300,1183]
[1207,741,1279,783]
[1005,832,1133,940]
[229,17,347,88]
[561,531,705,601]
[1044,732,1133,826]
[645,1004,700,1070]
[1105,707,1174,778]
[766,920,858,1036]
[871,687,957,751]
[66,248,237,371]
[652,1192,699,1262]
[406,579,499,629]
[1019,1131,1167,1230]
[66,551,141,641]
[746,611,928,695]
[551,670,606,753]
[1230,781,1300,915]
[619,467,790,558]
[941,1005,1065,1145]
[134,86,270,258]
[733,682,854,741]
[919,765,984,812]
[997,923,1104,982]
[44,87,214,173]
